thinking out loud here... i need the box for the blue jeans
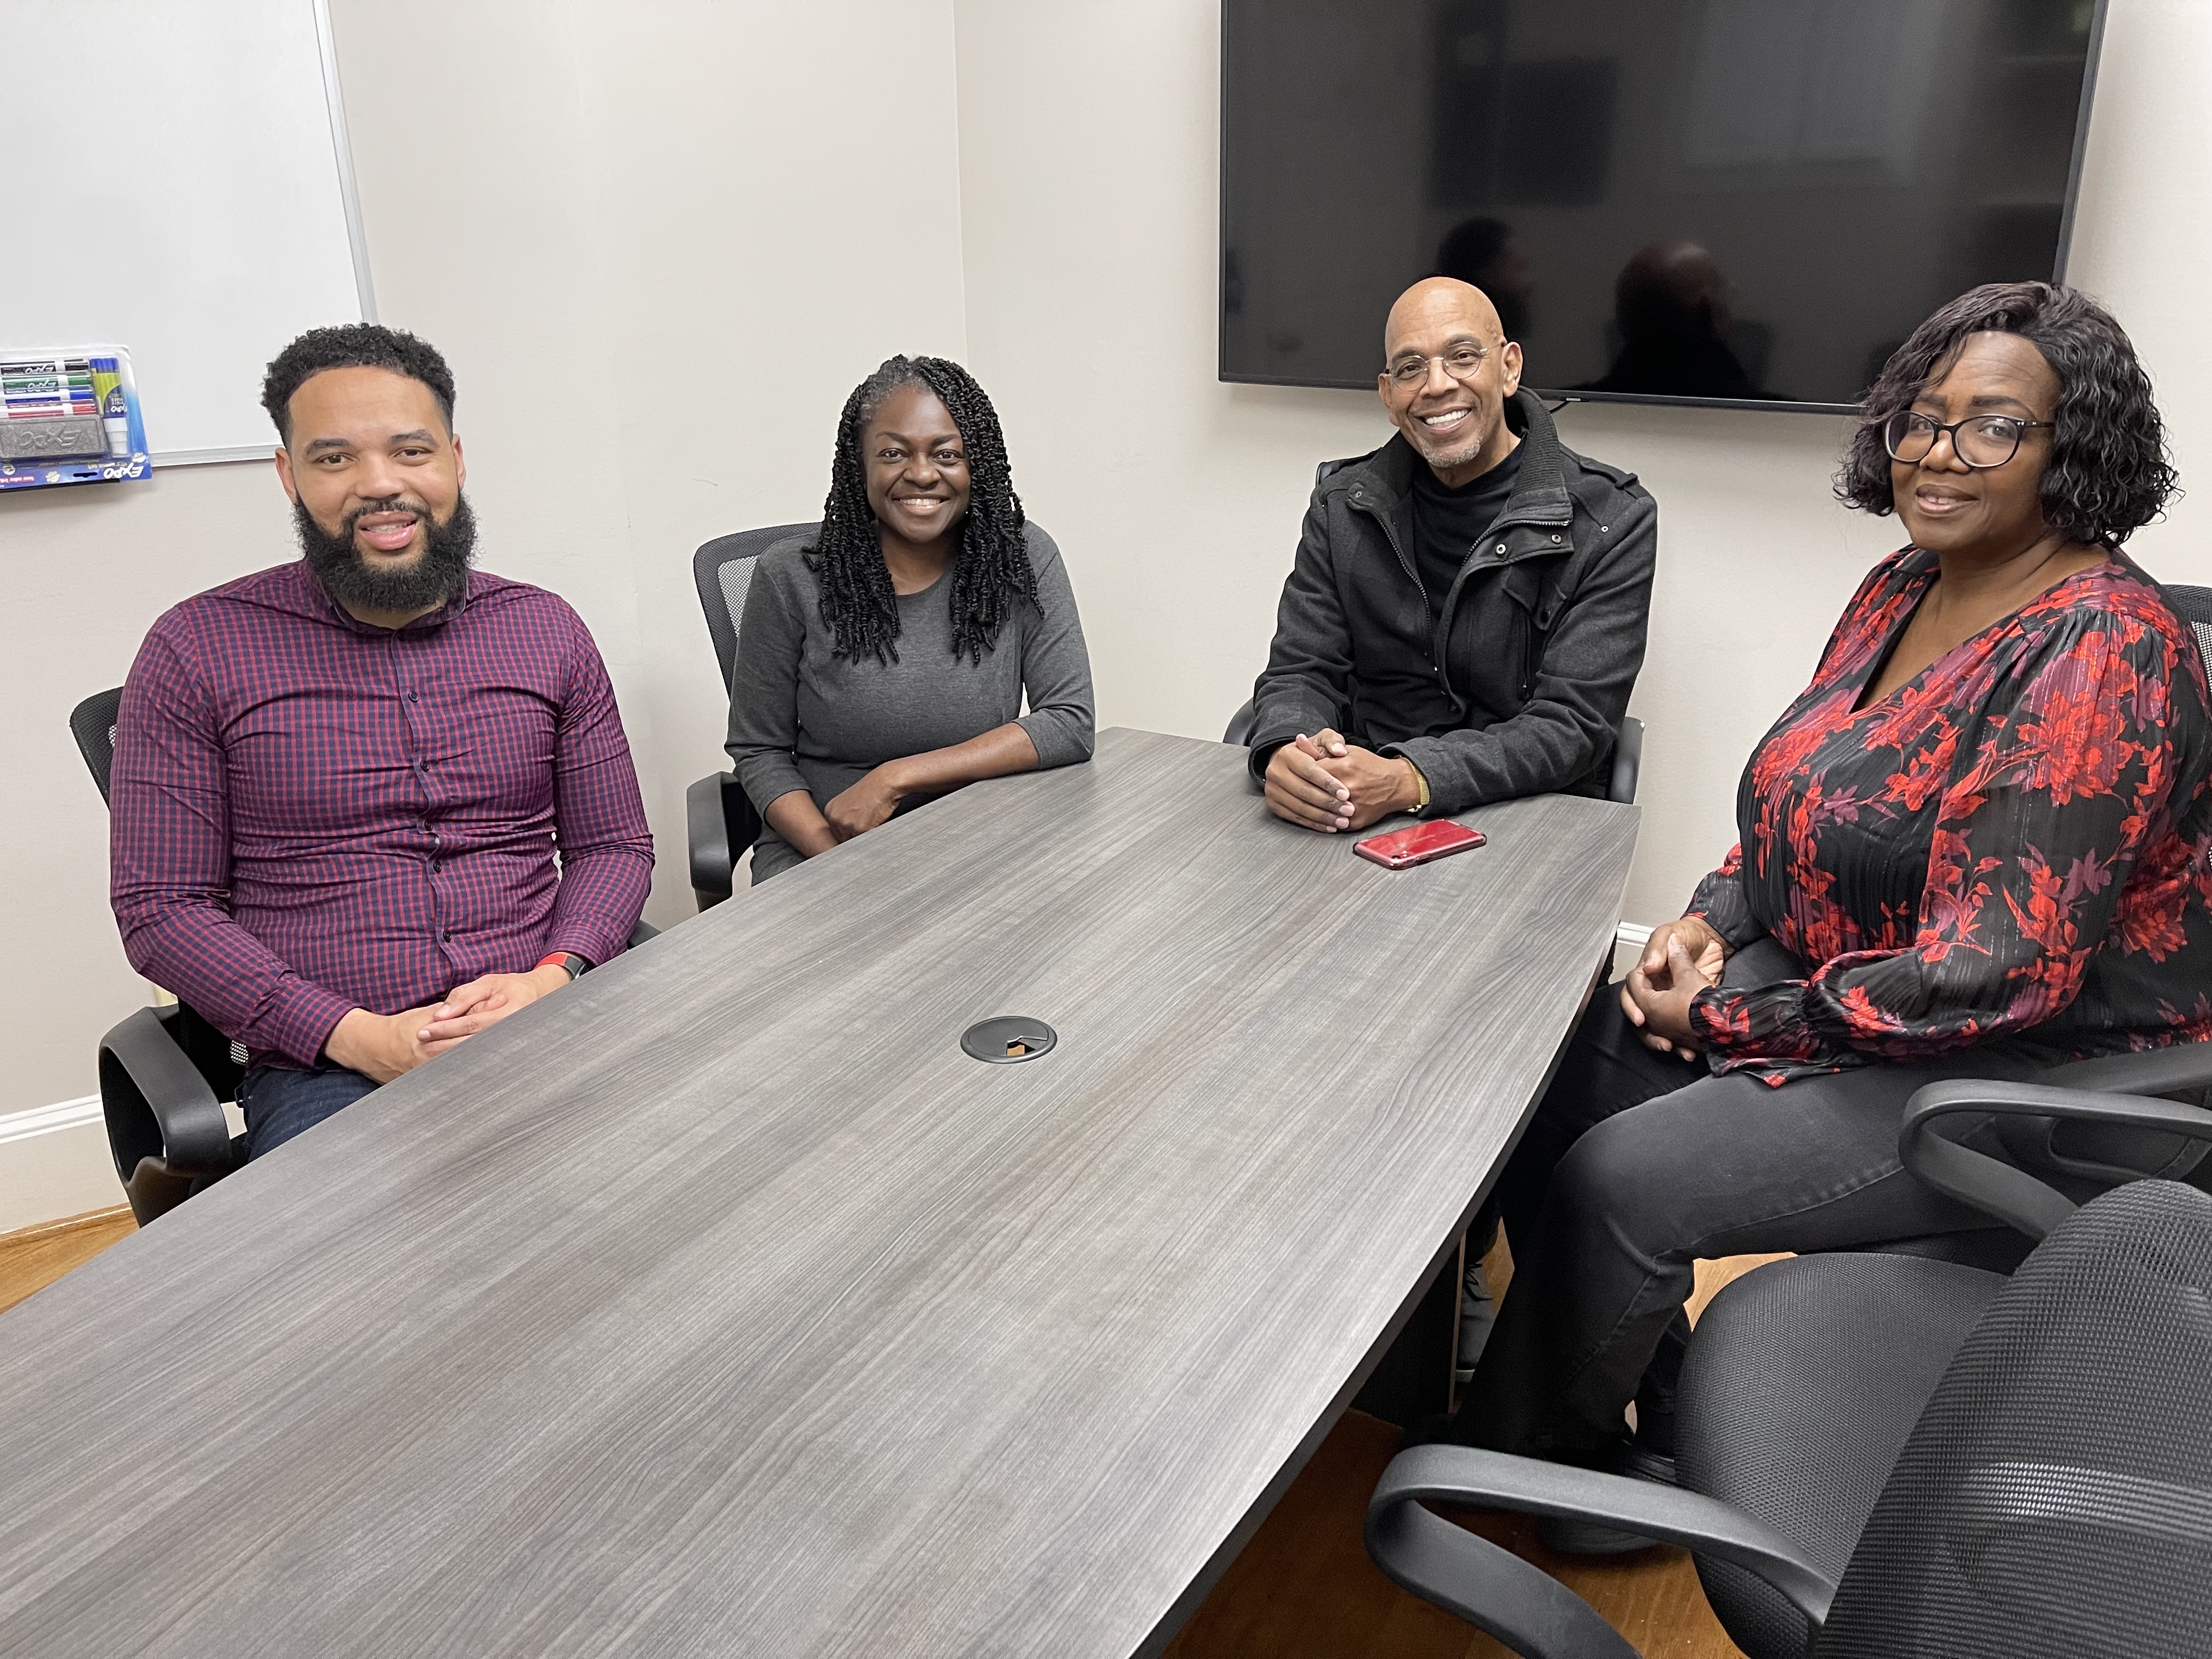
[238,1064,380,1161]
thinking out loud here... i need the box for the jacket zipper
[1347,489,1572,708]
[1348,493,1458,706]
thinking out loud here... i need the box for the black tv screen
[1221,0,2105,410]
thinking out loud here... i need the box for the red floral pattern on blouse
[1686,548,2212,1085]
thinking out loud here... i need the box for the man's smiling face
[273,365,472,619]
[1378,278,1524,486]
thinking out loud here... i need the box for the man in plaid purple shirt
[111,325,654,1160]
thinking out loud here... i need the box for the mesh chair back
[2164,583,2212,681]
[1816,1180,2212,1656]
[692,522,820,693]
[70,686,124,804]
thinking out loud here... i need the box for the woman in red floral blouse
[1448,283,2212,1527]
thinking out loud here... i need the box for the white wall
[952,0,2212,930]
[0,463,290,1228]
[326,0,971,935]
[0,0,970,1224]
[5,0,2209,1228]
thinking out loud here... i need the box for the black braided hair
[806,356,1037,664]
[1837,282,2177,547]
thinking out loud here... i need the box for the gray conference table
[0,728,1637,1658]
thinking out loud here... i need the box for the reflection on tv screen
[1221,0,2100,409]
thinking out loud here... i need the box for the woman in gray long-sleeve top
[726,355,1096,882]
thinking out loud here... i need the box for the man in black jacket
[1250,278,1656,831]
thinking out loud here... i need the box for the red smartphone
[1355,820,1487,870]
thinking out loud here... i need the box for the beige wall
[4,0,2209,1224]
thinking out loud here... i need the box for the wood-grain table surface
[0,728,1637,1658]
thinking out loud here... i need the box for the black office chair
[74,686,661,1224]
[2166,581,2212,672]
[71,686,248,1224]
[1367,1040,2212,1658]
[685,516,1066,906]
[685,523,814,909]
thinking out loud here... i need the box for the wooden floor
[0,1211,1782,1658]
[1161,1241,1783,1658]
[0,1206,136,1316]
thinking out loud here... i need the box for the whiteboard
[3,0,374,464]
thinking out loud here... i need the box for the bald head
[1384,277,1506,360]
[1377,276,1524,487]
[1616,239,1731,343]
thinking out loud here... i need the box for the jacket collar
[1341,388,1575,532]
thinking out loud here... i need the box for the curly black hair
[261,323,456,447]
[808,356,1036,665]
[1837,282,2176,547]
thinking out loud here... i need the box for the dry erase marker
[89,357,129,457]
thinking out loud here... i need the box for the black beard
[296,492,478,614]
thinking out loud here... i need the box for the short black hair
[1837,281,2176,547]
[261,323,457,447]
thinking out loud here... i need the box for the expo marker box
[0,345,150,489]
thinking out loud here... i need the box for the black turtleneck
[1407,440,1524,624]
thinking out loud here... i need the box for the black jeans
[1456,940,2114,1460]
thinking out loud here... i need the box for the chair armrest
[1223,698,1256,747]
[1366,1444,1836,1658]
[687,770,764,910]
[97,1007,237,1179]
[687,772,735,907]
[2036,1040,2212,1097]
[1607,715,1643,806]
[1901,1076,2212,1243]
[627,919,661,947]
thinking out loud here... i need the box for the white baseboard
[0,1096,102,1146]
[1615,922,1654,948]
[0,1097,123,1234]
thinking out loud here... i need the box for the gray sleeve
[1013,527,1096,769]
[724,557,815,815]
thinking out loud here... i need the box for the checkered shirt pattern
[111,561,654,1069]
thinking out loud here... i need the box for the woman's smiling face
[1892,331,2061,558]
[862,384,971,551]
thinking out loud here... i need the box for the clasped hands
[823,763,908,842]
[324,961,573,1084]
[1262,728,1422,832]
[1621,916,1729,1061]
[777,761,913,860]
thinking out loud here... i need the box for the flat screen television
[1220,0,2107,411]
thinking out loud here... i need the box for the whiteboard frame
[151,0,380,470]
